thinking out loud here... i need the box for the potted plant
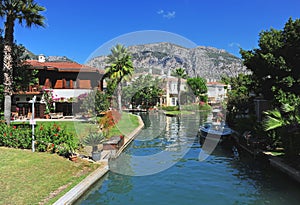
[83,131,105,161]
[44,108,50,119]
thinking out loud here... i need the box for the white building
[206,81,229,104]
[163,76,188,106]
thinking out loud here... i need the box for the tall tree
[122,74,163,109]
[0,0,45,125]
[222,74,254,125]
[187,77,207,102]
[173,68,187,110]
[241,18,300,157]
[240,18,300,104]
[0,37,38,113]
[105,44,134,111]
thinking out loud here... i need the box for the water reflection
[109,112,199,176]
[76,112,300,205]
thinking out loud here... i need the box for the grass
[0,147,101,205]
[109,112,140,137]
[0,112,141,204]
[37,121,99,140]
[35,112,140,139]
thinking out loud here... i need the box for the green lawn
[36,112,140,140]
[109,112,140,137]
[0,147,101,205]
[37,121,99,141]
[0,112,141,204]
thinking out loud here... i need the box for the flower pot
[69,155,78,162]
[92,151,101,161]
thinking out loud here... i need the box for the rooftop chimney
[38,54,46,63]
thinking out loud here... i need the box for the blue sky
[3,0,300,64]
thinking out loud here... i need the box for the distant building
[163,76,187,106]
[206,80,229,104]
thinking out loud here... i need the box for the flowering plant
[99,110,121,136]
[42,89,54,114]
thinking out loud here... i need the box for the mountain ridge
[86,42,248,80]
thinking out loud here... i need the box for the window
[73,81,77,88]
[172,97,176,106]
[66,80,70,88]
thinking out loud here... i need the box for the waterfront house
[12,55,105,119]
[163,76,188,106]
[206,80,229,105]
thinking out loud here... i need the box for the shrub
[83,132,105,152]
[35,123,79,157]
[161,106,179,111]
[99,110,121,136]
[0,123,31,149]
[0,122,79,157]
[199,103,211,111]
[181,103,199,111]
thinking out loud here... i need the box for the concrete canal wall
[54,114,144,205]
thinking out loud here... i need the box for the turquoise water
[76,113,300,205]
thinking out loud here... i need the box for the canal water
[76,112,300,205]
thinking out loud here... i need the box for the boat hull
[198,123,233,145]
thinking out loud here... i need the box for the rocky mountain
[86,42,249,80]
[24,48,74,62]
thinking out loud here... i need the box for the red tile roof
[207,82,226,86]
[26,60,105,74]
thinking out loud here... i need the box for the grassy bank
[109,112,140,137]
[37,112,140,139]
[0,112,140,204]
[0,147,101,205]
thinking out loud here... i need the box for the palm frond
[282,103,294,113]
[264,109,282,118]
[263,109,284,131]
[263,115,284,131]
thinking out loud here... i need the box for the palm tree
[264,103,300,157]
[0,0,45,125]
[105,44,134,111]
[173,68,187,110]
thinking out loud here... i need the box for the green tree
[123,74,163,109]
[0,31,38,114]
[187,77,207,102]
[0,0,45,125]
[105,44,134,111]
[240,18,300,157]
[173,68,188,110]
[240,18,300,105]
[80,89,110,116]
[222,74,254,126]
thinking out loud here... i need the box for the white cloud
[157,10,176,19]
[228,42,241,48]
[163,11,176,19]
[157,9,164,15]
